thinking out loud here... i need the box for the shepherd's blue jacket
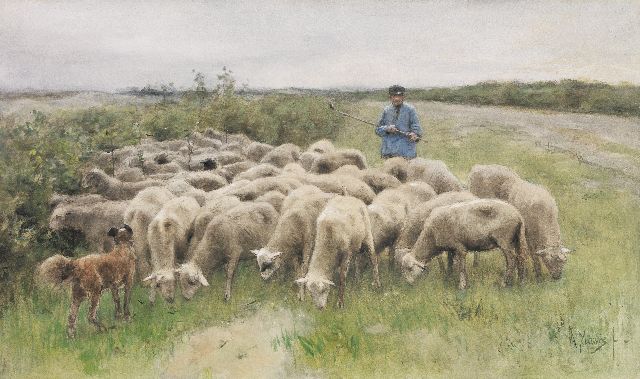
[375,102,422,158]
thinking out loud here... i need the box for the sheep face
[296,277,334,309]
[400,254,426,284]
[144,270,177,303]
[252,249,283,280]
[536,246,570,280]
[175,263,209,300]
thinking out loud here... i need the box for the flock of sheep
[40,129,571,322]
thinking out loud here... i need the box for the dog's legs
[111,285,122,320]
[88,293,106,332]
[67,293,83,338]
[123,278,133,321]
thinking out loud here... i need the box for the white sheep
[381,156,409,182]
[226,176,303,201]
[252,192,334,300]
[216,160,257,182]
[309,148,367,174]
[296,195,379,309]
[176,202,279,301]
[244,141,274,162]
[303,173,376,205]
[232,163,282,182]
[187,195,242,258]
[82,168,164,200]
[144,196,200,304]
[406,158,464,194]
[398,199,528,289]
[506,179,571,280]
[306,139,335,154]
[123,186,175,279]
[468,164,520,200]
[259,143,301,168]
[49,199,129,253]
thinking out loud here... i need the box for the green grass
[1,101,639,378]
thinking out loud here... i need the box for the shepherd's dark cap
[388,85,405,96]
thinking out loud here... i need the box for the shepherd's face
[390,94,404,107]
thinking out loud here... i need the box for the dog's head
[107,224,133,244]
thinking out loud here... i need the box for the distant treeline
[339,80,640,117]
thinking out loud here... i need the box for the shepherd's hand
[386,125,398,134]
[408,132,420,142]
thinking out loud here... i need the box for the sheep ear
[271,251,283,259]
[561,247,572,254]
[199,273,209,287]
[143,274,156,283]
[295,278,308,285]
[251,249,261,256]
[322,279,335,286]
[123,224,132,234]
[107,227,118,237]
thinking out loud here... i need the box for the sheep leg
[501,248,516,287]
[123,279,133,321]
[67,292,83,338]
[454,250,468,290]
[88,294,106,332]
[111,285,122,320]
[293,258,305,301]
[447,251,455,276]
[224,254,240,302]
[337,254,351,309]
[516,252,527,285]
[472,252,480,268]
[367,236,381,288]
[532,255,543,282]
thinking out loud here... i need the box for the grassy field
[1,101,639,378]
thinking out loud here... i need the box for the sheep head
[534,246,571,280]
[143,270,177,303]
[174,263,209,300]
[252,248,283,280]
[400,252,427,284]
[296,276,334,309]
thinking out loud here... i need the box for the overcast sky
[1,0,638,91]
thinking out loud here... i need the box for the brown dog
[38,224,136,338]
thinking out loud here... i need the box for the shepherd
[375,85,423,159]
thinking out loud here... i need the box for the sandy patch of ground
[158,308,310,379]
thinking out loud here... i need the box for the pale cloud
[1,0,638,91]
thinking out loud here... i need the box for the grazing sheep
[176,202,279,301]
[304,173,376,205]
[252,192,334,300]
[281,184,325,211]
[123,186,175,279]
[334,166,401,194]
[227,176,303,201]
[144,196,200,304]
[398,199,528,289]
[255,190,287,213]
[173,171,228,192]
[394,191,477,273]
[307,139,335,154]
[468,164,520,200]
[164,179,207,206]
[381,156,409,182]
[299,151,321,171]
[406,158,464,194]
[296,195,379,309]
[188,195,242,257]
[365,182,437,269]
[217,160,257,181]
[233,163,282,182]
[190,132,222,149]
[282,162,307,176]
[506,179,571,280]
[212,151,246,166]
[244,141,274,162]
[219,141,245,155]
[82,168,164,200]
[142,161,184,175]
[260,143,301,168]
[310,149,367,173]
[115,167,145,182]
[37,225,136,338]
[49,200,128,253]
[206,179,251,198]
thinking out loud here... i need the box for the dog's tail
[36,254,75,287]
